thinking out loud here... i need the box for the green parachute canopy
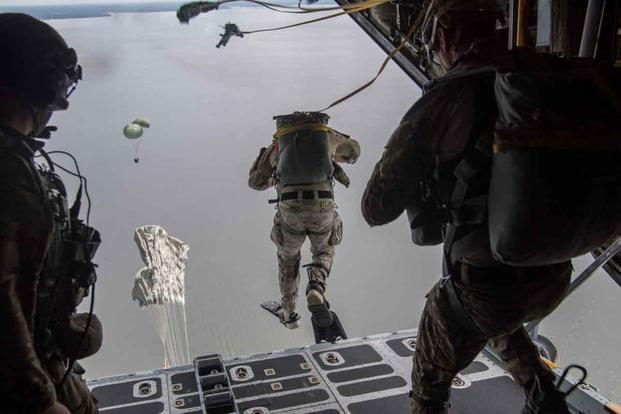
[123,117,151,162]
[123,123,143,139]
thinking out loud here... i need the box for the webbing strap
[442,136,491,277]
[493,134,621,152]
[273,123,333,139]
[317,22,418,112]
[444,277,486,339]
[242,0,391,35]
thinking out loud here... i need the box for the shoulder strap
[441,134,492,278]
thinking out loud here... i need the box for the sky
[35,7,621,403]
[0,0,181,4]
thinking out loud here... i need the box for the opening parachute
[131,225,191,368]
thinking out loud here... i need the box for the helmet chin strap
[28,106,53,138]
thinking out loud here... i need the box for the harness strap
[273,123,333,139]
[443,277,486,340]
[442,135,492,277]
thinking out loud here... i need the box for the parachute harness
[273,122,333,139]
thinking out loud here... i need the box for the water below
[42,9,620,401]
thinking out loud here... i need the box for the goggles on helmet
[47,47,82,111]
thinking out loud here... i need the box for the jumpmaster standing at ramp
[0,14,102,414]
[359,0,618,412]
[249,112,360,333]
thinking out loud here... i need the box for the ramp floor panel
[88,330,612,414]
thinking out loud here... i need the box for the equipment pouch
[406,204,444,246]
[328,215,343,246]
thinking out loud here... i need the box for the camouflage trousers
[44,356,98,414]
[411,261,572,413]
[270,204,343,313]
[42,313,102,414]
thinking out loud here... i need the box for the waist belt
[280,191,333,202]
[458,262,539,286]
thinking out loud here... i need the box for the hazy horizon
[38,8,621,403]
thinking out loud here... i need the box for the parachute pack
[273,112,334,187]
[436,49,621,268]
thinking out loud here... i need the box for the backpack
[273,112,334,187]
[437,49,621,270]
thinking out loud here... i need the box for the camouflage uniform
[249,130,358,313]
[0,125,100,414]
[361,43,571,413]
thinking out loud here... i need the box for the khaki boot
[281,298,300,329]
[522,386,570,414]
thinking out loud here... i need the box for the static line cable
[317,22,418,112]
[178,0,382,21]
[241,0,391,34]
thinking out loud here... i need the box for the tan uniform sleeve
[248,142,277,191]
[0,153,57,414]
[330,130,361,164]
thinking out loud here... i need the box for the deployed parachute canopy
[123,117,151,163]
[132,225,191,368]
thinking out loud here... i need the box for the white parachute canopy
[132,225,191,368]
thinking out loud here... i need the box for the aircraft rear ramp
[88,330,614,414]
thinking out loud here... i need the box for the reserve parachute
[132,225,191,368]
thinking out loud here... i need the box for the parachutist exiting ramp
[260,300,347,343]
[311,310,347,343]
[261,300,301,329]
[217,23,243,48]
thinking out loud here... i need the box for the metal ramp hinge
[194,354,238,414]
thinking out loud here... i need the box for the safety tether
[317,22,418,112]
[240,0,391,35]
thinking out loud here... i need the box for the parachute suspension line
[180,298,191,363]
[164,302,175,368]
[171,302,181,366]
[239,0,391,35]
[133,141,141,163]
[173,300,187,364]
[148,305,166,367]
[317,22,418,112]
[131,226,191,367]
[181,304,190,362]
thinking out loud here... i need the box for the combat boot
[281,298,300,329]
[522,381,571,414]
[410,398,450,414]
[281,310,300,329]
[306,282,333,327]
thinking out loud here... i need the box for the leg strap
[443,278,486,340]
